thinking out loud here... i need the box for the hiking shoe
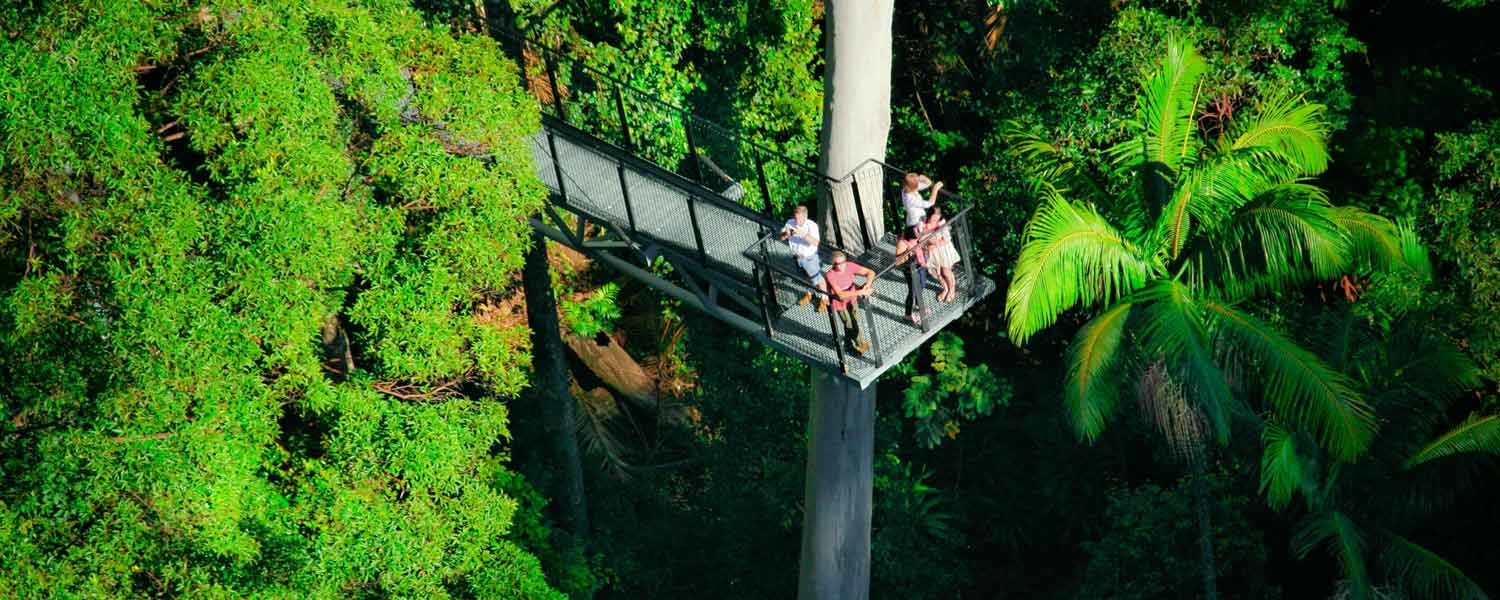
[798,292,813,306]
[852,338,871,355]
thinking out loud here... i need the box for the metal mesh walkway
[514,34,995,388]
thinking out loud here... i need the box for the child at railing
[924,206,960,303]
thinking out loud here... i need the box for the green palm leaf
[1001,121,1109,204]
[1201,300,1376,461]
[1135,281,1233,444]
[1404,413,1500,469]
[1228,91,1332,176]
[1063,302,1133,443]
[1379,532,1491,600]
[1135,35,1208,173]
[1329,208,1432,279]
[1294,511,1373,600]
[1181,185,1349,299]
[1006,194,1154,344]
[1260,423,1319,511]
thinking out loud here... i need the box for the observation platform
[514,36,994,388]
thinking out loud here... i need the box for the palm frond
[1379,531,1491,600]
[1136,35,1208,173]
[1001,121,1109,204]
[1201,300,1376,461]
[1404,413,1500,469]
[1294,511,1373,600]
[1137,361,1208,462]
[1180,185,1349,300]
[1063,302,1133,443]
[1006,195,1155,344]
[1135,281,1234,444]
[1330,208,1432,280]
[1261,422,1318,511]
[1229,91,1332,176]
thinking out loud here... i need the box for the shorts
[796,254,824,286]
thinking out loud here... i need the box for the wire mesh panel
[510,28,995,385]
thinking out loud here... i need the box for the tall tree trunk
[1191,451,1219,600]
[800,3,893,598]
[816,0,894,255]
[799,372,876,600]
[523,231,590,540]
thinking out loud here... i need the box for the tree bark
[561,331,658,412]
[798,371,876,600]
[522,230,590,539]
[1191,451,1219,600]
[798,3,892,598]
[816,0,894,255]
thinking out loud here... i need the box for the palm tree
[1262,312,1497,599]
[1003,37,1427,598]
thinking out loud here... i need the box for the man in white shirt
[778,205,829,312]
[901,172,943,227]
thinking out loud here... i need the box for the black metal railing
[505,28,983,375]
[742,160,981,374]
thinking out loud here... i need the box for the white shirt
[783,218,820,259]
[902,181,934,227]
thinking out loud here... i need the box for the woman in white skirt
[924,205,960,303]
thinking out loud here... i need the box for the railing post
[753,263,777,338]
[850,176,874,251]
[759,238,782,316]
[684,122,703,184]
[686,194,708,265]
[825,180,847,249]
[613,85,632,152]
[956,209,977,299]
[861,293,884,365]
[546,130,568,205]
[827,296,848,374]
[543,53,567,124]
[617,162,636,234]
[755,155,774,220]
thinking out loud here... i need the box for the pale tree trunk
[522,231,590,541]
[799,2,893,599]
[799,372,877,600]
[816,0,894,255]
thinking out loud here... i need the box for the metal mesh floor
[529,123,994,387]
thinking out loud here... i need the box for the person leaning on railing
[895,225,931,326]
[824,250,875,356]
[778,205,830,313]
[923,205,961,303]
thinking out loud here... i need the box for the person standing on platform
[924,205,961,303]
[895,225,930,325]
[824,250,875,356]
[779,205,829,312]
[901,172,943,228]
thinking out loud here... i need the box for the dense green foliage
[5,0,1500,599]
[1,1,562,596]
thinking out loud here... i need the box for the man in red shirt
[823,250,875,356]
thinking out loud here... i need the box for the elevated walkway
[513,35,994,388]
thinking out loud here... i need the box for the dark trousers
[904,263,928,315]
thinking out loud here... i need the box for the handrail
[494,26,839,185]
[870,201,976,281]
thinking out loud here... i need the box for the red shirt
[823,264,861,311]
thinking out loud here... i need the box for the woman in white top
[924,205,961,303]
[901,173,943,228]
